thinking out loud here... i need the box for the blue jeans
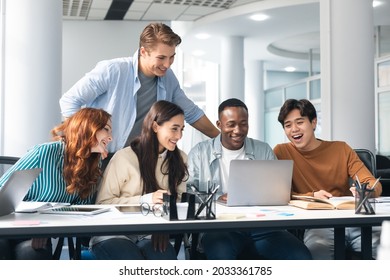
[304,227,381,259]
[0,238,52,260]
[91,238,177,260]
[202,230,312,260]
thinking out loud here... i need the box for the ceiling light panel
[152,0,237,9]
[63,0,92,18]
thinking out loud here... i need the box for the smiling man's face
[217,106,248,150]
[139,43,176,77]
[283,109,318,152]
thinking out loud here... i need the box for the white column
[320,0,375,152]
[245,60,264,141]
[2,0,62,156]
[220,36,244,102]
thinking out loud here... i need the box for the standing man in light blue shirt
[60,22,219,155]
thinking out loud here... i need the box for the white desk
[1,204,390,259]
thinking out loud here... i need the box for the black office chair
[354,149,390,196]
[354,149,377,177]
[0,156,20,177]
[376,154,390,196]
[349,149,378,259]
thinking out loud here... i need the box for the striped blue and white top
[0,141,94,204]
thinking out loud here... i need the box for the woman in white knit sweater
[90,100,188,260]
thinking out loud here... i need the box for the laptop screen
[225,160,293,206]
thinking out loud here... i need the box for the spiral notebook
[40,205,110,215]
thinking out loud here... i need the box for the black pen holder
[355,183,376,215]
[190,190,216,220]
[162,192,195,221]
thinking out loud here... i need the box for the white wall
[1,0,62,156]
[62,21,158,93]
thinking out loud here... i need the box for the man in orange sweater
[274,98,382,259]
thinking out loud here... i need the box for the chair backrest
[0,156,20,177]
[354,149,376,177]
[375,155,390,197]
[376,154,390,170]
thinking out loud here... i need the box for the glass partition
[265,89,284,109]
[378,91,390,155]
[378,60,390,87]
[265,110,285,148]
[265,75,321,148]
[286,83,306,100]
[172,52,219,154]
[378,25,390,57]
[310,79,321,100]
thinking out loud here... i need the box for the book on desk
[289,195,355,210]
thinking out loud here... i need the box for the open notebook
[219,160,293,206]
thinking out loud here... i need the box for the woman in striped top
[0,107,112,260]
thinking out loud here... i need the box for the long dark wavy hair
[51,108,111,199]
[130,100,188,196]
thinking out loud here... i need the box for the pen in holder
[355,182,376,215]
[162,192,196,221]
[188,183,218,220]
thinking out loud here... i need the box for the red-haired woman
[0,108,112,259]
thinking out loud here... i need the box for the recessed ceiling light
[195,33,210,40]
[373,1,382,8]
[249,14,269,21]
[284,66,296,72]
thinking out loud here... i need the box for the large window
[171,50,219,154]
[264,75,321,148]
[378,60,390,87]
[0,3,4,154]
[376,57,390,155]
[378,91,390,155]
[378,25,390,57]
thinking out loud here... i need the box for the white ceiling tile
[123,11,145,20]
[177,14,201,21]
[141,3,188,20]
[90,0,112,9]
[231,0,261,8]
[132,0,154,3]
[87,8,108,19]
[129,2,152,11]
[63,16,86,21]
[183,6,221,16]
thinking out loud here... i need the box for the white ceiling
[63,0,390,72]
[63,0,259,21]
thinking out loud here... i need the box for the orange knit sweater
[274,140,382,197]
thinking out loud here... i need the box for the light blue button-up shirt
[60,50,205,152]
[187,135,276,193]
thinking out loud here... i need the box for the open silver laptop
[0,168,42,216]
[221,160,293,206]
